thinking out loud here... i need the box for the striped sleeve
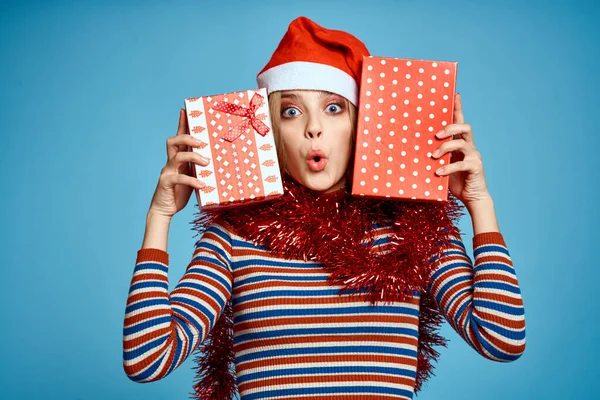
[122,222,234,382]
[427,231,526,362]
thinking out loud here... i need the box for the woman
[123,16,526,400]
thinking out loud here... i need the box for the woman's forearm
[465,196,500,235]
[141,211,172,251]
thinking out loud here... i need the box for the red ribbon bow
[212,92,270,142]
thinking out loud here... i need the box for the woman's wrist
[142,210,172,251]
[465,195,500,235]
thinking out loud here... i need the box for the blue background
[1,0,598,398]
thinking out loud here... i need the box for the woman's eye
[282,107,300,118]
[326,103,343,113]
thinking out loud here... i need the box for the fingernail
[436,167,445,175]
[198,180,206,188]
[435,130,444,138]
[193,137,203,144]
[432,149,440,158]
[201,156,210,163]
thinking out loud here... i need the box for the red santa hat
[256,16,370,106]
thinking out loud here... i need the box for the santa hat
[256,16,370,106]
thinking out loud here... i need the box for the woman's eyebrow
[281,93,300,100]
[321,92,343,101]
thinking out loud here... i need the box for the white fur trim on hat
[257,61,358,106]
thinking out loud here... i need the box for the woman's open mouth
[307,149,327,172]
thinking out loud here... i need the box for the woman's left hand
[431,94,492,206]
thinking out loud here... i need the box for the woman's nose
[305,115,323,139]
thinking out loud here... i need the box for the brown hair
[268,91,358,183]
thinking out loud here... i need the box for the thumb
[453,93,465,124]
[177,108,188,136]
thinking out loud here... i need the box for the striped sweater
[123,221,526,399]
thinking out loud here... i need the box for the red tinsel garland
[190,176,464,399]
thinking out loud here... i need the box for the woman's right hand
[148,108,210,219]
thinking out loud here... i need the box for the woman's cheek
[341,134,353,160]
[284,141,303,172]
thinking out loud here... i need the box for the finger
[435,156,483,176]
[435,123,474,145]
[453,93,465,124]
[167,109,185,160]
[431,138,472,159]
[167,109,190,160]
[167,133,205,161]
[167,150,210,171]
[176,108,188,136]
[436,160,468,176]
[166,171,206,189]
[175,173,206,189]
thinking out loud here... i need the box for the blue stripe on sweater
[193,249,229,271]
[441,286,472,315]
[471,313,526,340]
[473,262,515,274]
[134,263,168,273]
[232,238,268,250]
[236,288,399,303]
[199,224,231,244]
[123,316,171,336]
[242,385,415,400]
[234,304,419,323]
[235,325,419,344]
[471,316,523,361]
[165,327,183,375]
[235,258,322,269]
[236,344,418,363]
[175,282,226,309]
[196,241,228,259]
[173,298,216,332]
[125,298,169,314]
[237,274,327,286]
[129,280,168,293]
[473,299,524,316]
[475,281,521,294]
[176,315,196,363]
[123,335,168,361]
[237,365,416,385]
[474,244,509,257]
[187,263,232,289]
[435,274,472,303]
[429,260,472,281]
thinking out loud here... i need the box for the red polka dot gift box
[351,56,458,202]
[184,88,284,209]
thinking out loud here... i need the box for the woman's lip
[306,149,327,171]
[307,158,327,172]
[307,149,326,160]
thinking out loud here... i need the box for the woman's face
[277,90,354,192]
